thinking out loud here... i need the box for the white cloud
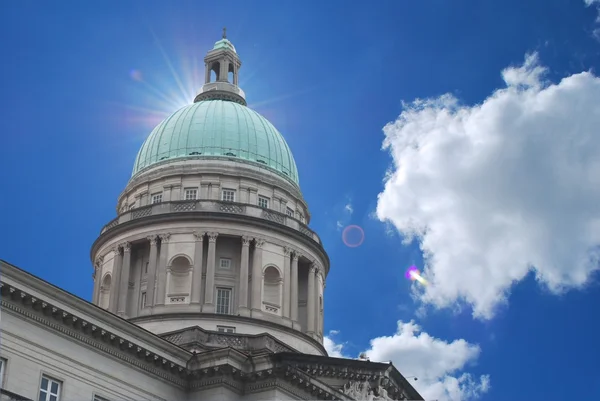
[377,52,600,319]
[326,322,489,401]
[335,197,355,231]
[584,0,600,5]
[324,335,345,358]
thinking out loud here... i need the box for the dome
[132,100,299,185]
[213,38,236,53]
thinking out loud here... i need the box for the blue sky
[2,1,600,400]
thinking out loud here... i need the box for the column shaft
[283,247,291,318]
[155,234,170,306]
[251,239,264,312]
[238,236,250,315]
[191,232,205,304]
[203,232,218,312]
[307,264,316,334]
[146,236,159,307]
[92,257,103,304]
[109,248,122,313]
[117,243,132,316]
[290,253,299,322]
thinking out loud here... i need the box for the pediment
[160,325,299,355]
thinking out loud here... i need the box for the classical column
[238,236,251,316]
[307,263,316,334]
[109,247,122,313]
[146,236,158,307]
[290,252,299,323]
[318,271,324,336]
[92,256,103,304]
[155,234,170,306]
[191,232,205,305]
[251,238,264,313]
[117,242,132,316]
[283,247,291,319]
[203,232,218,313]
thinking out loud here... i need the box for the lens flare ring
[342,225,365,248]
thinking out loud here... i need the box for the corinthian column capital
[193,231,206,241]
[208,232,219,243]
[241,236,251,246]
[147,236,158,246]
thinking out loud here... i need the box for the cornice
[0,282,189,387]
[0,260,191,363]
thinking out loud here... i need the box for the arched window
[262,266,282,314]
[99,274,111,310]
[210,62,220,82]
[167,256,192,304]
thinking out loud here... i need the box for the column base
[250,308,263,319]
[202,303,215,313]
[292,320,302,331]
[238,306,251,317]
[281,316,293,328]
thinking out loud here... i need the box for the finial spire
[222,27,227,39]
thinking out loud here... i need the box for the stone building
[0,32,424,401]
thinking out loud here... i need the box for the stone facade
[0,33,424,401]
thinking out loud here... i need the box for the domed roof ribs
[194,31,246,105]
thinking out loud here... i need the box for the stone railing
[101,200,321,244]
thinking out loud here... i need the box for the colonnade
[92,232,324,336]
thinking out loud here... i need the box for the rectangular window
[221,189,235,202]
[144,261,149,274]
[217,325,236,333]
[216,288,232,315]
[0,358,6,389]
[39,375,61,401]
[151,193,163,204]
[141,292,147,308]
[219,258,231,270]
[184,188,197,200]
[258,196,269,209]
[286,207,294,217]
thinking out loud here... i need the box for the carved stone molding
[0,283,188,386]
[193,231,206,241]
[254,238,265,248]
[208,232,219,242]
[159,233,171,243]
[241,236,251,246]
[283,246,291,256]
[122,242,131,253]
[94,256,104,268]
[147,235,158,246]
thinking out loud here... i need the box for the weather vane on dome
[222,27,227,39]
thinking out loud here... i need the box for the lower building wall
[0,311,184,401]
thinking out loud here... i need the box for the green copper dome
[132,100,299,185]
